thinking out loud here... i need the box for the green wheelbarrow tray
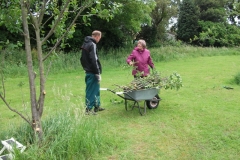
[100,88,161,116]
[123,88,159,101]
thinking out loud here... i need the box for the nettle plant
[114,70,183,92]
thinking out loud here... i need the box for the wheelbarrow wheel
[146,94,160,109]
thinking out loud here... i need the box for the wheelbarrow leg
[124,98,146,115]
[132,101,137,110]
[125,99,127,110]
[137,101,146,116]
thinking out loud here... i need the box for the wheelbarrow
[100,88,161,115]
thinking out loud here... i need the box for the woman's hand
[129,61,134,66]
[129,61,138,66]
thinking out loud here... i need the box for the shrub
[196,21,240,47]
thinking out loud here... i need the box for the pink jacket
[126,47,154,76]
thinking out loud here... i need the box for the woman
[126,39,154,78]
[126,39,160,110]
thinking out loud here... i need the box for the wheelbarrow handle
[100,88,124,95]
[100,88,108,91]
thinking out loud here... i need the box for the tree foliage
[137,0,179,45]
[195,0,228,22]
[0,1,23,46]
[193,0,240,47]
[0,0,22,33]
[177,0,240,46]
[226,0,240,25]
[151,0,179,37]
[1,0,240,51]
[196,21,240,46]
[176,0,199,42]
[85,0,156,49]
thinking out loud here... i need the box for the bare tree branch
[41,0,71,44]
[0,94,31,126]
[0,51,6,98]
[38,0,47,25]
[43,3,93,61]
[0,72,5,98]
[42,14,54,28]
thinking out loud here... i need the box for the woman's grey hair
[138,39,146,48]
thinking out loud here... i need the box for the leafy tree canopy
[195,0,228,22]
[176,0,199,42]
[195,21,240,47]
[145,0,179,42]
[226,0,240,25]
[67,0,156,50]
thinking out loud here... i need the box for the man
[80,30,105,115]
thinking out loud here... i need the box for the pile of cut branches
[113,70,182,92]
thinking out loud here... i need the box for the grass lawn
[1,55,240,159]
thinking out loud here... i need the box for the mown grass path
[1,55,240,159]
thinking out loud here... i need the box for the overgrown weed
[0,106,114,159]
[1,46,240,77]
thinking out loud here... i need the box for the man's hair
[92,30,101,37]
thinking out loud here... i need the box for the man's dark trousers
[85,73,100,110]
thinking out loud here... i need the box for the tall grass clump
[151,46,240,62]
[234,72,240,85]
[0,108,114,160]
[1,62,28,77]
[44,51,82,74]
[0,48,30,77]
[99,47,132,68]
[1,46,240,77]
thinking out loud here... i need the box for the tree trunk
[20,0,43,138]
[35,23,46,118]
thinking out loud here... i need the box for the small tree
[0,0,119,139]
